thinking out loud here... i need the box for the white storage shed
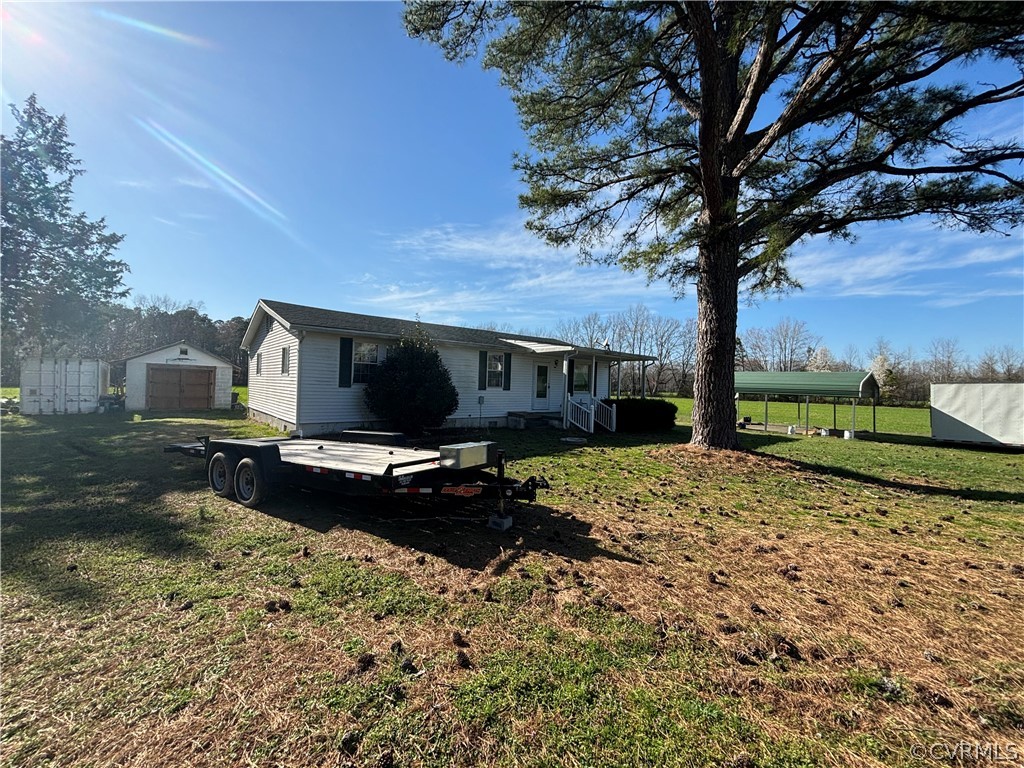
[125,341,233,411]
[930,383,1024,447]
[20,358,111,415]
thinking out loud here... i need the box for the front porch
[507,399,618,434]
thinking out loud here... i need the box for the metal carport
[733,371,881,434]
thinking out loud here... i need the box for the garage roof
[734,371,879,400]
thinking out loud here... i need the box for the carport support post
[805,395,810,435]
[764,395,769,431]
[852,399,857,434]
[873,398,877,433]
[833,398,837,430]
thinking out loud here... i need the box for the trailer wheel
[208,452,237,498]
[233,457,267,508]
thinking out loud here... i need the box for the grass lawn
[2,411,1022,767]
[661,397,931,436]
[1,387,19,400]
[232,385,248,406]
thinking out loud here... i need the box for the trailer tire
[208,452,237,498]
[233,457,268,508]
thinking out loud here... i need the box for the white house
[125,341,233,411]
[240,299,652,435]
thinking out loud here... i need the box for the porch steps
[508,411,563,429]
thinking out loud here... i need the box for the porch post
[616,360,621,398]
[562,353,570,429]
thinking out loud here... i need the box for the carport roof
[734,371,879,400]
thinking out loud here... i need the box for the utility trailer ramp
[275,441,442,476]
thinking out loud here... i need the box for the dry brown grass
[2,415,1022,767]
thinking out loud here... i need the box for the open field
[662,397,931,437]
[2,412,1022,767]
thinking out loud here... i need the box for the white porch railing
[595,400,616,432]
[567,397,594,433]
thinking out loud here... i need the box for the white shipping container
[20,358,111,415]
[930,383,1024,447]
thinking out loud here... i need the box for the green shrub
[364,328,459,435]
[603,398,677,432]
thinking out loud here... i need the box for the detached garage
[125,341,233,411]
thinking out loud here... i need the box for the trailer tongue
[165,435,548,529]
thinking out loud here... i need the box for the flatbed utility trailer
[165,434,548,528]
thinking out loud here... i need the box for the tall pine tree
[406,2,1024,448]
[1,95,129,383]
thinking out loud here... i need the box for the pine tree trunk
[690,235,740,450]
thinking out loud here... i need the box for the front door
[532,364,550,411]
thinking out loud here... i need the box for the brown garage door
[147,365,214,410]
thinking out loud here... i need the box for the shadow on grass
[776,457,1024,504]
[0,412,243,607]
[739,430,1024,504]
[256,490,642,572]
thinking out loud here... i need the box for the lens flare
[133,117,310,248]
[93,9,211,48]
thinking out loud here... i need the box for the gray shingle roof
[256,299,652,360]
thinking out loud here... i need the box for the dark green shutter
[502,353,512,390]
[478,351,488,390]
[339,337,353,387]
[567,359,575,395]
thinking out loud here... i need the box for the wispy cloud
[925,288,1024,309]
[115,179,155,189]
[175,176,212,189]
[786,222,1022,307]
[358,218,683,328]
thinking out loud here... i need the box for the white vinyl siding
[445,347,560,421]
[295,334,565,430]
[298,332,381,424]
[247,316,299,422]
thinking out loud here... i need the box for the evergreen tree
[1,95,129,382]
[405,2,1024,448]
[364,327,459,435]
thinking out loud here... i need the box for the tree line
[0,294,250,387]
[549,308,1024,406]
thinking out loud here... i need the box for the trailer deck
[165,434,548,528]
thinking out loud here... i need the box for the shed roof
[734,371,879,400]
[244,299,654,362]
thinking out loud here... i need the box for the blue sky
[3,1,1022,362]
